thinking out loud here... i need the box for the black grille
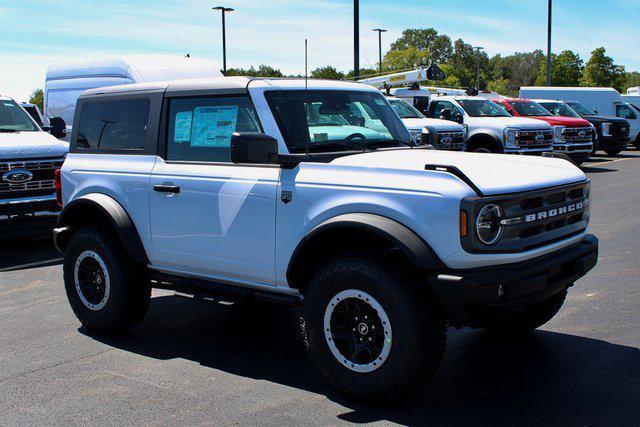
[435,131,465,151]
[0,158,63,200]
[562,127,594,143]
[461,181,590,253]
[610,122,630,137]
[515,129,553,148]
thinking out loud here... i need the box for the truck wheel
[634,137,640,150]
[302,252,445,400]
[486,290,567,336]
[604,149,622,156]
[471,142,499,153]
[63,225,150,334]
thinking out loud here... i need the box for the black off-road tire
[63,225,150,334]
[302,252,445,400]
[485,289,567,336]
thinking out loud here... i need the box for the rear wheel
[485,290,567,336]
[63,225,150,334]
[302,252,445,400]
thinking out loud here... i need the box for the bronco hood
[0,131,69,159]
[330,149,586,196]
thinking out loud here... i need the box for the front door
[149,95,279,285]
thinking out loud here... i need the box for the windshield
[457,99,511,117]
[265,90,412,153]
[538,102,581,118]
[511,101,552,117]
[0,100,39,132]
[389,99,425,119]
[567,101,596,115]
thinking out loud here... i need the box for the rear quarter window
[76,99,151,151]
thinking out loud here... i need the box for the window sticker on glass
[174,111,193,142]
[191,105,239,147]
[374,99,386,106]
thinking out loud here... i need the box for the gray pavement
[1,151,639,425]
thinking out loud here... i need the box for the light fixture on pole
[354,0,360,79]
[372,28,387,75]
[546,0,552,86]
[474,46,484,90]
[212,6,234,75]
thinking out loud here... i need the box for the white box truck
[520,87,639,149]
[44,55,223,139]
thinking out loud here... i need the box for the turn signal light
[54,169,62,207]
[459,211,468,237]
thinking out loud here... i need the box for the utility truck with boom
[359,66,466,150]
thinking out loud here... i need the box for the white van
[44,55,222,138]
[520,87,640,148]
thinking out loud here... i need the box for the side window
[432,101,450,117]
[616,104,637,120]
[166,96,261,162]
[76,99,150,150]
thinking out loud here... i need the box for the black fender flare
[55,193,148,264]
[287,213,444,285]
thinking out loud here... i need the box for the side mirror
[453,113,464,124]
[50,117,67,139]
[230,132,278,164]
[593,110,599,114]
[439,109,452,121]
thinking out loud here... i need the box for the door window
[166,96,261,162]
[76,99,150,150]
[616,104,637,120]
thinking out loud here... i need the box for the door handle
[153,184,180,194]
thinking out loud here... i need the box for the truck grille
[515,129,553,148]
[0,158,63,200]
[610,122,630,138]
[435,131,465,151]
[562,127,594,143]
[461,181,589,253]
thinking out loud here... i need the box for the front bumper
[597,136,629,151]
[503,146,554,155]
[429,234,598,327]
[553,142,593,154]
[0,194,60,238]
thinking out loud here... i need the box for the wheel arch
[286,213,443,290]
[466,131,503,152]
[55,193,148,265]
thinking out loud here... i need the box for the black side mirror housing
[49,117,67,139]
[230,132,278,164]
[439,109,452,121]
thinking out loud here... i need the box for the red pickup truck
[495,98,594,165]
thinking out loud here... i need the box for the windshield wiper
[0,128,20,133]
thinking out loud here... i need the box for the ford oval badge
[2,169,33,184]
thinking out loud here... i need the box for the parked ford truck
[53,77,597,400]
[495,98,593,165]
[427,96,554,154]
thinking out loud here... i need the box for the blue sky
[1,0,638,101]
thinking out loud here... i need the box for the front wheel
[605,149,622,156]
[63,226,150,334]
[302,252,445,400]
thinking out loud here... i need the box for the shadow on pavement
[580,166,618,174]
[85,294,640,425]
[0,234,62,271]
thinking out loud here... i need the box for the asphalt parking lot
[1,151,639,425]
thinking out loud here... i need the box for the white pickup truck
[53,77,597,400]
[0,94,68,237]
[427,95,555,154]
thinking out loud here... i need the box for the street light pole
[354,0,360,80]
[372,28,387,75]
[474,46,484,90]
[546,0,552,86]
[212,6,234,75]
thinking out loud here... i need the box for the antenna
[304,39,310,156]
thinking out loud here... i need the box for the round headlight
[476,204,504,245]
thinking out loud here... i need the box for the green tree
[29,88,43,110]
[486,78,513,97]
[389,28,453,63]
[488,50,544,94]
[448,39,489,89]
[581,47,626,90]
[310,66,345,80]
[535,50,583,86]
[621,71,640,92]
[345,68,378,80]
[382,46,428,72]
[225,64,283,77]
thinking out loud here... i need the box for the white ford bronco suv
[0,94,68,237]
[428,95,555,155]
[53,77,598,399]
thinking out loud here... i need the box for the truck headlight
[553,125,565,143]
[462,124,469,139]
[602,122,612,137]
[476,204,504,245]
[503,127,518,148]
